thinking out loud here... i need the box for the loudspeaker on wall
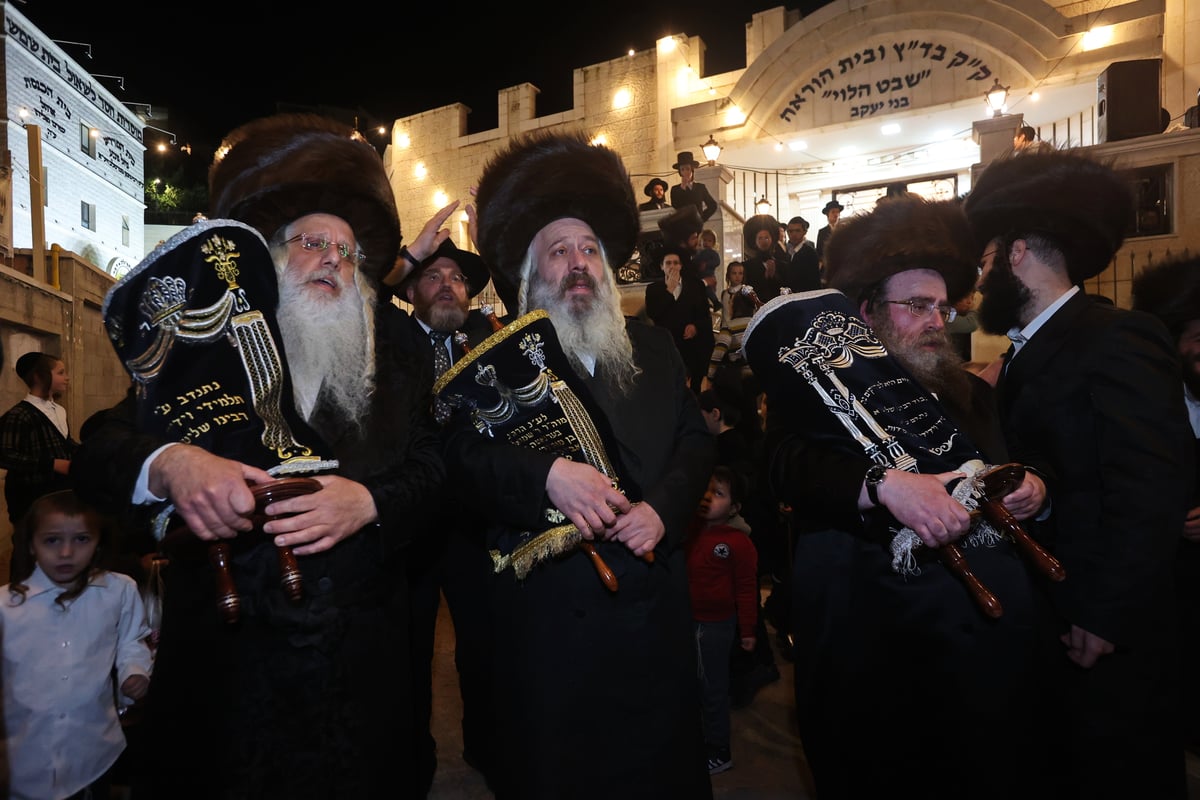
[1097,59,1163,143]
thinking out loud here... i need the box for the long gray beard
[523,258,639,393]
[275,273,376,429]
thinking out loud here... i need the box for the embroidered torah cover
[102,220,337,485]
[433,309,641,579]
[742,289,985,475]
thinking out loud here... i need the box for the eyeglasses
[419,270,467,286]
[977,249,999,275]
[284,233,366,267]
[882,298,957,323]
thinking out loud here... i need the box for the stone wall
[0,247,124,569]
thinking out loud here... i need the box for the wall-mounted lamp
[754,195,772,214]
[144,124,177,145]
[125,102,154,119]
[93,74,125,91]
[51,40,93,59]
[984,78,1010,117]
[701,135,722,165]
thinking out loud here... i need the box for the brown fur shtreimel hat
[823,196,978,305]
[473,129,639,312]
[208,113,401,287]
[1132,255,1200,339]
[742,214,781,253]
[657,205,704,245]
[963,149,1132,283]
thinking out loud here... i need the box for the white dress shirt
[1006,285,1080,359]
[1186,384,1200,438]
[1,567,153,800]
[25,393,69,439]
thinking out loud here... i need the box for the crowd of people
[1,115,1197,800]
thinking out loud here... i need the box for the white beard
[275,266,376,428]
[522,254,638,393]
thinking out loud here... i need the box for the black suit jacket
[997,290,1193,645]
[69,302,444,796]
[442,320,714,798]
[669,182,717,221]
[815,224,835,260]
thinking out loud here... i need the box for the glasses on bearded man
[881,297,957,323]
[284,232,366,267]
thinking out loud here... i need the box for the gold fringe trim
[490,523,581,580]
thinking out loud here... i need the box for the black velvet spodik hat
[473,129,639,312]
[208,113,401,288]
[963,149,1132,283]
[823,195,979,305]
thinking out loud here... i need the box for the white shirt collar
[1008,285,1080,355]
[1185,383,1200,438]
[24,393,68,437]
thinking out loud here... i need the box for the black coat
[670,182,717,221]
[766,361,1044,799]
[996,290,1193,798]
[645,274,716,390]
[443,320,715,800]
[71,303,444,799]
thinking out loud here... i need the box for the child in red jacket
[685,464,759,775]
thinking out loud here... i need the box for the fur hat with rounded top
[208,113,401,287]
[1132,255,1200,340]
[742,214,781,253]
[963,149,1132,283]
[823,195,978,305]
[474,128,639,312]
[657,205,704,245]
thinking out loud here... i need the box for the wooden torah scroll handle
[978,464,1066,582]
[209,542,241,624]
[939,543,1003,619]
[248,477,323,603]
[204,476,321,625]
[580,541,618,592]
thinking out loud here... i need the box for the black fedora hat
[821,200,844,215]
[643,177,669,198]
[672,151,701,170]
[398,239,490,300]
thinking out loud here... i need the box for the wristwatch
[864,464,888,506]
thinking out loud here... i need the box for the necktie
[430,330,452,422]
[430,330,451,378]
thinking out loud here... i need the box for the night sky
[27,1,832,162]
